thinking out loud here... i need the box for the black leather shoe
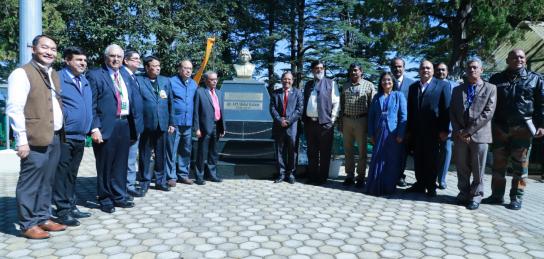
[126,195,134,202]
[114,201,135,208]
[481,196,504,205]
[209,177,223,183]
[128,188,144,197]
[54,214,80,226]
[305,179,315,185]
[274,178,284,183]
[71,209,91,218]
[426,189,437,197]
[155,185,171,192]
[397,178,407,187]
[287,177,296,184]
[355,179,365,188]
[438,183,447,190]
[343,178,354,186]
[195,180,206,185]
[507,200,522,210]
[405,185,425,193]
[100,205,115,213]
[466,201,480,210]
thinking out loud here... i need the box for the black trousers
[17,135,61,230]
[92,119,130,206]
[275,133,296,178]
[138,128,167,189]
[304,120,334,182]
[413,134,440,191]
[195,126,219,181]
[52,138,85,216]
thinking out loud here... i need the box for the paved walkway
[0,148,543,258]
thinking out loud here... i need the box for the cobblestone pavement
[0,148,543,258]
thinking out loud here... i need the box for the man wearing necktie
[302,60,341,186]
[450,58,496,210]
[87,44,140,213]
[193,71,226,185]
[135,56,174,193]
[122,51,145,197]
[52,46,93,226]
[270,72,303,184]
[406,60,450,197]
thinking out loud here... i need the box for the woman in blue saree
[365,72,407,196]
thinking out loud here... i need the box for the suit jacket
[270,87,303,140]
[407,78,450,139]
[450,81,497,143]
[123,67,144,135]
[193,87,226,136]
[136,74,174,132]
[87,65,138,140]
[397,76,415,100]
[368,91,407,139]
[59,68,92,140]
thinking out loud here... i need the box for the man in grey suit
[270,71,303,184]
[450,58,496,210]
[390,57,415,187]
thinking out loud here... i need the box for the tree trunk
[295,0,305,88]
[267,1,276,91]
[449,0,472,78]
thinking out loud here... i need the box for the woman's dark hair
[377,72,398,93]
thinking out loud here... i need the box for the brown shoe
[178,178,194,185]
[39,220,67,232]
[22,226,50,239]
[168,179,177,187]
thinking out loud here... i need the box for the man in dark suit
[193,71,226,185]
[390,57,415,187]
[87,44,140,213]
[270,71,303,184]
[302,61,340,186]
[122,50,145,198]
[450,57,496,210]
[136,56,174,193]
[406,60,450,197]
[52,46,93,226]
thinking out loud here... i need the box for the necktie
[114,72,121,115]
[74,76,82,92]
[283,88,288,117]
[466,84,476,109]
[211,88,221,121]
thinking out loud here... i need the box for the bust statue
[233,48,255,78]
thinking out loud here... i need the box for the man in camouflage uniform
[482,49,544,210]
[338,63,376,188]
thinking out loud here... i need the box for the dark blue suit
[87,65,139,206]
[407,78,450,192]
[193,86,226,182]
[136,74,173,190]
[270,87,303,179]
[396,76,415,100]
[53,68,92,216]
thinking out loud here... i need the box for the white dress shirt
[6,65,63,147]
[107,67,130,116]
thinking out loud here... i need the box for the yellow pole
[194,37,216,85]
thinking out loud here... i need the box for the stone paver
[0,148,543,258]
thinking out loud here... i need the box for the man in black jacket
[482,49,544,210]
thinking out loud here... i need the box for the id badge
[121,101,128,111]
[159,90,167,99]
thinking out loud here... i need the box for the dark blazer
[59,68,92,140]
[407,78,450,138]
[136,74,174,132]
[368,91,407,139]
[193,87,226,136]
[450,81,497,143]
[87,65,138,140]
[397,76,415,100]
[270,87,303,140]
[123,67,144,135]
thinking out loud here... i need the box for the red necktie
[283,88,288,117]
[114,72,121,115]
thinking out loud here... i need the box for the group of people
[6,35,225,239]
[270,50,543,213]
[6,34,543,240]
